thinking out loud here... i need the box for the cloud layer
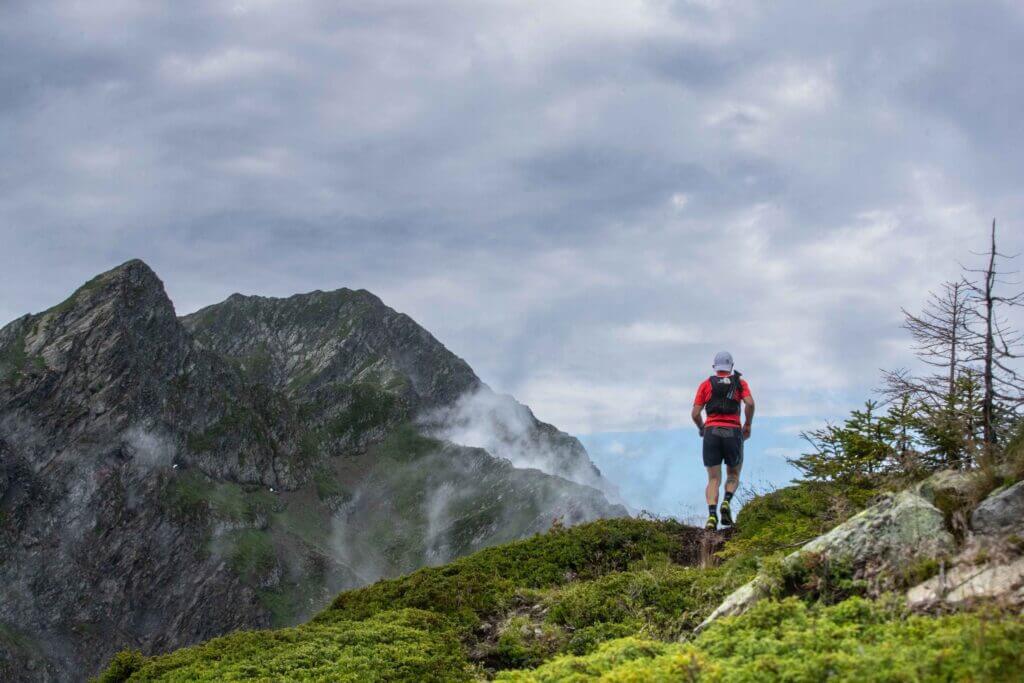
[2,0,1023,434]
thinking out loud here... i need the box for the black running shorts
[702,426,743,468]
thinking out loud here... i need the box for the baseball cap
[713,351,734,372]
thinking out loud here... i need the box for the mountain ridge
[0,259,624,681]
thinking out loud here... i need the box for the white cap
[713,351,734,372]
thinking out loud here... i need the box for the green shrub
[492,616,568,670]
[545,562,751,639]
[500,597,1024,682]
[91,649,144,683]
[94,610,471,682]
[565,622,638,656]
[320,518,697,634]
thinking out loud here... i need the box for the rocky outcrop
[698,488,955,630]
[181,289,480,410]
[971,480,1024,537]
[799,490,955,573]
[906,477,1024,611]
[181,290,607,493]
[907,556,1024,610]
[701,471,1024,631]
[0,260,624,681]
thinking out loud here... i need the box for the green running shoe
[719,500,734,526]
[705,514,718,531]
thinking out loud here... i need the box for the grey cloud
[2,0,1022,434]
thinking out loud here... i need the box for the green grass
[160,471,276,524]
[719,480,879,561]
[93,610,471,682]
[544,561,754,642]
[0,332,28,384]
[99,471,1024,681]
[160,471,214,522]
[43,271,106,318]
[325,383,401,440]
[368,423,440,463]
[320,518,699,634]
[498,597,1024,682]
[227,529,277,584]
[313,468,350,502]
[186,403,271,454]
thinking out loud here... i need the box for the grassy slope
[96,479,1024,682]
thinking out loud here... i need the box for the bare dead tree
[962,219,1024,450]
[884,281,970,406]
[881,281,979,467]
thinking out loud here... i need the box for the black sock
[708,505,717,517]
[724,491,734,503]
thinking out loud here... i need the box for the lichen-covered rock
[971,480,1024,537]
[694,576,769,627]
[800,490,955,568]
[913,469,974,506]
[698,490,955,630]
[907,556,1024,610]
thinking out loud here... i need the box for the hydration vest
[706,372,743,416]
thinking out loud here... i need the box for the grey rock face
[907,556,1024,610]
[181,289,607,494]
[971,480,1024,537]
[0,260,624,681]
[181,289,480,409]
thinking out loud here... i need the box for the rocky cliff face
[0,260,624,681]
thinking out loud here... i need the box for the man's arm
[742,395,755,439]
[691,404,704,435]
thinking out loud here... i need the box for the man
[691,351,754,530]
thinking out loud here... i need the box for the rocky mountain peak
[181,287,481,408]
[0,261,624,681]
[1,259,191,439]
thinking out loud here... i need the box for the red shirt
[694,372,751,428]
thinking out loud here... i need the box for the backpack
[706,372,742,416]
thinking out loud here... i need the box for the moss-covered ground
[96,478,1024,682]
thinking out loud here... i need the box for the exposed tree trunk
[982,219,996,450]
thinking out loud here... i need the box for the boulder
[913,469,974,507]
[971,480,1024,537]
[907,556,1024,610]
[695,577,769,626]
[697,490,955,631]
[800,490,955,569]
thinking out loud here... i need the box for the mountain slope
[180,290,609,492]
[96,474,1024,682]
[0,260,624,681]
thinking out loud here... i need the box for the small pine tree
[791,401,903,483]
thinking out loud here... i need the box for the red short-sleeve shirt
[694,372,751,428]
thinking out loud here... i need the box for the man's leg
[704,465,721,529]
[719,433,743,526]
[724,463,741,496]
[705,465,722,506]
[702,431,723,529]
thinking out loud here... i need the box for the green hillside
[95,471,1024,682]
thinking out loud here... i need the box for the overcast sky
[3,0,1023,440]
